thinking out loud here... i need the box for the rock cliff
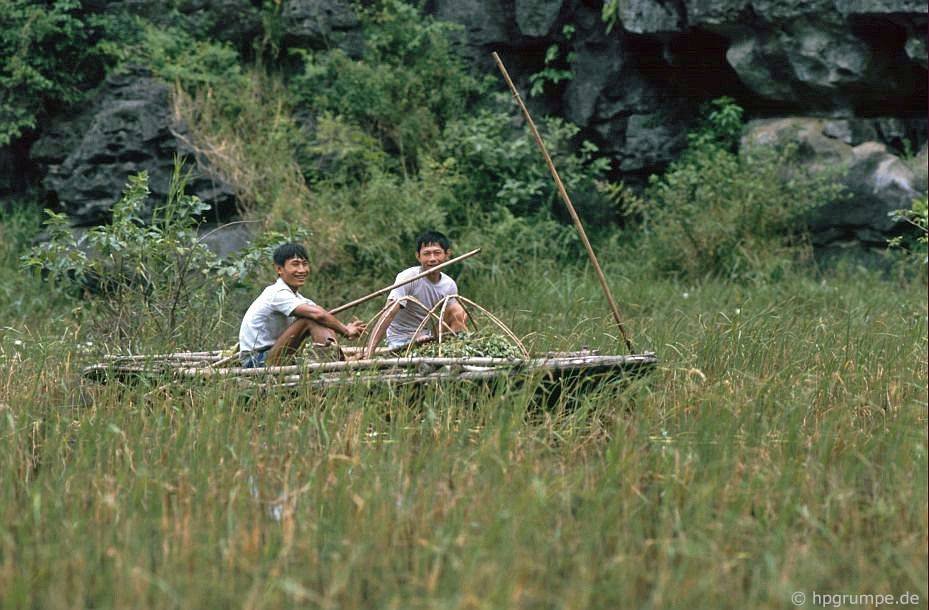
[7,0,927,249]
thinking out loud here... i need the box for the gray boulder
[743,117,926,245]
[834,0,926,15]
[425,0,925,184]
[815,142,923,244]
[198,221,255,259]
[615,0,685,34]
[515,0,565,37]
[281,0,364,57]
[685,0,751,29]
[431,0,514,64]
[905,26,927,68]
[726,19,881,111]
[31,68,236,226]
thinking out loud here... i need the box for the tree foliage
[0,0,133,145]
[22,159,294,346]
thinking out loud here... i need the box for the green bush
[438,103,610,224]
[125,0,611,279]
[21,160,285,348]
[633,99,844,281]
[887,195,929,276]
[135,21,244,92]
[0,0,134,145]
[284,2,609,274]
[290,0,482,173]
[0,201,65,321]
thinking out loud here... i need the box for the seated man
[239,243,365,367]
[366,230,468,355]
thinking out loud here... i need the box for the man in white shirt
[365,231,468,355]
[238,243,365,367]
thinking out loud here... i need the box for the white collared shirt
[239,277,317,353]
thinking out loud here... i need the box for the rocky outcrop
[429,0,926,175]
[31,68,236,226]
[423,0,926,246]
[744,117,926,245]
[281,0,364,58]
[10,0,926,253]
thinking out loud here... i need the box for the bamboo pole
[491,52,634,353]
[330,248,481,314]
[174,353,657,378]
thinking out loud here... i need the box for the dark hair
[416,230,451,253]
[273,243,309,266]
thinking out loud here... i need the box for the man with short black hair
[238,243,365,367]
[365,230,468,355]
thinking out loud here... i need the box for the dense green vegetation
[1,1,926,607]
[0,0,128,145]
[2,223,926,607]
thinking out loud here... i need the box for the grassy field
[0,254,926,609]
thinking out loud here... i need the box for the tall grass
[1,247,925,608]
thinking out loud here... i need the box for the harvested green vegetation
[1,263,925,609]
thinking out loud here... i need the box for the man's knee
[308,323,337,345]
[444,303,467,330]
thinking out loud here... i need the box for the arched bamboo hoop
[436,294,452,355]
[453,295,529,358]
[403,295,455,357]
[411,295,529,359]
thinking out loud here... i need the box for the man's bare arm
[364,301,402,357]
[291,303,365,339]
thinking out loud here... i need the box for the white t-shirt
[386,266,458,344]
[239,277,317,353]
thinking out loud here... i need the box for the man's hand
[343,320,367,340]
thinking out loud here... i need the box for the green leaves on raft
[406,333,524,359]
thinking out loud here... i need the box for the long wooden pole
[330,248,481,314]
[492,52,634,352]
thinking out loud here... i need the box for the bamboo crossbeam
[330,249,481,314]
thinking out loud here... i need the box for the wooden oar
[330,248,481,315]
[492,52,634,353]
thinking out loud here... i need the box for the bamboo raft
[81,348,658,393]
[80,57,665,398]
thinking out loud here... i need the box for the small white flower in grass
[13,340,22,346]
[735,308,741,315]
[682,292,689,299]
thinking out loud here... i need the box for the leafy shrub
[633,98,844,280]
[438,102,610,224]
[135,21,244,92]
[22,160,285,347]
[290,0,483,173]
[0,0,134,144]
[0,201,65,320]
[887,195,929,273]
[311,164,453,274]
[144,0,611,279]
